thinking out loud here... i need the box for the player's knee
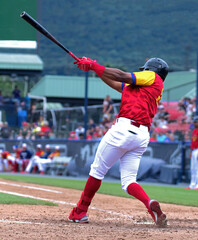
[121,178,136,193]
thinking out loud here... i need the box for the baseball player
[68,57,169,226]
[0,149,11,172]
[35,145,60,174]
[7,145,22,172]
[186,116,198,190]
[19,143,33,173]
[25,144,45,173]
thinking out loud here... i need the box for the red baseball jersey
[190,128,198,149]
[36,150,45,157]
[118,71,163,127]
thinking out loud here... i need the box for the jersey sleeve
[131,71,156,86]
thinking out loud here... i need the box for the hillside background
[36,0,198,75]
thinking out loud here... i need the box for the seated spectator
[157,116,168,129]
[150,131,157,142]
[37,115,45,127]
[21,121,31,138]
[68,131,78,140]
[39,121,52,139]
[103,95,113,120]
[156,129,168,142]
[75,125,85,139]
[165,130,175,142]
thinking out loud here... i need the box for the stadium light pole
[84,71,89,139]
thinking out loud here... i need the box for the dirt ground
[0,179,197,240]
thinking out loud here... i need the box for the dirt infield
[0,179,197,240]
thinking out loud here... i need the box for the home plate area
[0,180,197,240]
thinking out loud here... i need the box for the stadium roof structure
[162,71,196,101]
[29,71,197,102]
[30,75,122,100]
[0,53,43,75]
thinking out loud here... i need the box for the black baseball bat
[20,11,80,61]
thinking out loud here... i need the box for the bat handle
[68,52,80,61]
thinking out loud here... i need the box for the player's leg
[36,158,48,174]
[25,156,38,173]
[120,149,167,226]
[192,149,198,189]
[3,159,9,171]
[68,126,126,223]
[0,158,4,172]
[189,150,197,189]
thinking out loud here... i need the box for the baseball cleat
[148,200,167,227]
[68,207,89,223]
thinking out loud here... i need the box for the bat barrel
[20,11,80,61]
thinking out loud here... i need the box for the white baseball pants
[89,117,150,192]
[189,148,198,189]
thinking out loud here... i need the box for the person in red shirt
[7,145,22,172]
[0,149,10,172]
[68,131,78,140]
[186,116,198,190]
[68,57,169,226]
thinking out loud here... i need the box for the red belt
[130,121,141,128]
[131,121,150,131]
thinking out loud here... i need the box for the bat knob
[20,11,26,18]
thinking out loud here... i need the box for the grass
[0,174,198,207]
[0,192,57,206]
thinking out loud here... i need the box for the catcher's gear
[139,58,169,81]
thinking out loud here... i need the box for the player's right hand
[74,57,96,71]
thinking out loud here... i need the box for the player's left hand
[74,57,96,71]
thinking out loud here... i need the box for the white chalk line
[0,181,62,193]
[0,219,85,228]
[0,190,154,225]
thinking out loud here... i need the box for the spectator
[12,85,21,105]
[157,116,168,129]
[165,130,175,142]
[68,131,78,140]
[39,120,52,139]
[0,122,11,139]
[156,129,168,142]
[75,125,85,139]
[103,95,114,120]
[21,121,31,138]
[17,106,27,127]
[0,90,4,106]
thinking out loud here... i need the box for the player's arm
[74,57,132,93]
[100,68,132,93]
